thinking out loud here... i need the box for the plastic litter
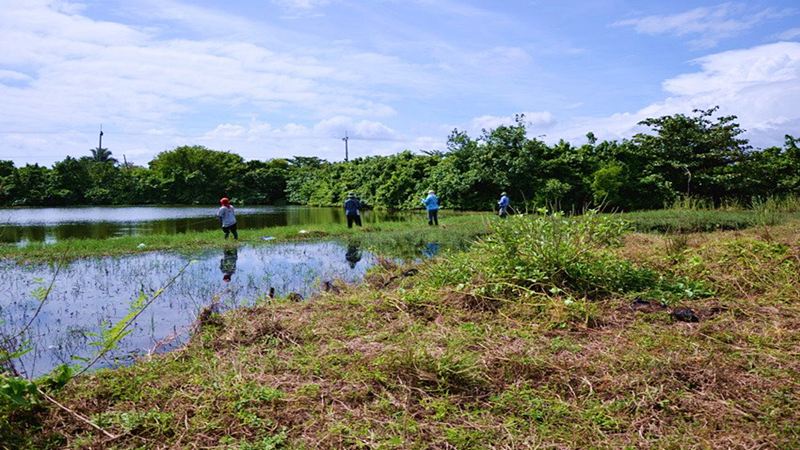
[261,236,276,241]
[137,243,146,249]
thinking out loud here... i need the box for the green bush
[427,211,710,305]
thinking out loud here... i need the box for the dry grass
[6,220,800,449]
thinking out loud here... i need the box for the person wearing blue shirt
[498,191,510,218]
[344,192,362,228]
[421,189,440,226]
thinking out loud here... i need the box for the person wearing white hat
[344,192,362,228]
[498,191,510,218]
[421,189,440,226]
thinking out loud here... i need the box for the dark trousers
[499,206,508,218]
[346,214,362,228]
[427,209,439,226]
[222,223,238,240]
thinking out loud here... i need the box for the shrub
[429,211,709,306]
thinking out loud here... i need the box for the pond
[0,205,411,244]
[0,241,379,378]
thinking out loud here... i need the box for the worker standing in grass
[498,191,510,218]
[344,192,362,228]
[217,197,238,240]
[422,189,440,226]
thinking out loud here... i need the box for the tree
[0,160,15,205]
[49,157,91,204]
[90,146,117,163]
[9,164,51,206]
[149,145,247,204]
[633,107,750,204]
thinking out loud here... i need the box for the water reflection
[0,241,377,378]
[422,242,441,258]
[345,243,362,269]
[0,206,411,244]
[220,247,238,283]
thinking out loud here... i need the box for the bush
[428,211,709,305]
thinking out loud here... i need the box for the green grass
[3,215,799,448]
[0,213,490,262]
[621,208,799,233]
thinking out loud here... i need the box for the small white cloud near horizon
[468,112,555,136]
[614,3,794,48]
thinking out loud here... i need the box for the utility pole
[99,124,104,150]
[342,131,349,162]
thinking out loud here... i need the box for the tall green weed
[429,211,709,304]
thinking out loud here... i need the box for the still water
[0,241,377,378]
[0,205,410,244]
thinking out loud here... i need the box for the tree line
[1,108,798,211]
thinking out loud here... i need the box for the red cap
[220,197,230,206]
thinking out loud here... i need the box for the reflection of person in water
[422,242,440,258]
[220,247,238,282]
[345,244,362,269]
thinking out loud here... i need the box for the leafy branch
[73,260,193,378]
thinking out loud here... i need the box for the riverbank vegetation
[1,108,799,211]
[2,212,798,448]
[2,200,798,262]
[0,214,489,262]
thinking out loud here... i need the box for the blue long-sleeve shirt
[498,195,510,208]
[422,194,439,211]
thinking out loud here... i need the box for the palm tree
[90,129,117,163]
[90,146,116,163]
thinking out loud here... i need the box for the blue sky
[1,0,799,165]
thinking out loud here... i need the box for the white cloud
[0,0,443,163]
[614,3,794,48]
[188,116,401,162]
[468,111,555,135]
[272,0,330,10]
[0,70,32,82]
[778,27,800,40]
[553,42,800,148]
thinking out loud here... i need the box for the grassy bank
[3,214,798,448]
[622,209,800,233]
[621,197,800,233]
[4,207,798,263]
[0,214,490,262]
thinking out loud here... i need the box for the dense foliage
[1,108,798,210]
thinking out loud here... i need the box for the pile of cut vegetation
[3,214,799,449]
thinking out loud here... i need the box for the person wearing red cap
[216,197,238,240]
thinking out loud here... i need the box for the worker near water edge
[344,192,362,228]
[422,189,440,226]
[217,197,238,240]
[498,191,510,218]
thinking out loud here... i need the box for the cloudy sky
[1,0,799,166]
